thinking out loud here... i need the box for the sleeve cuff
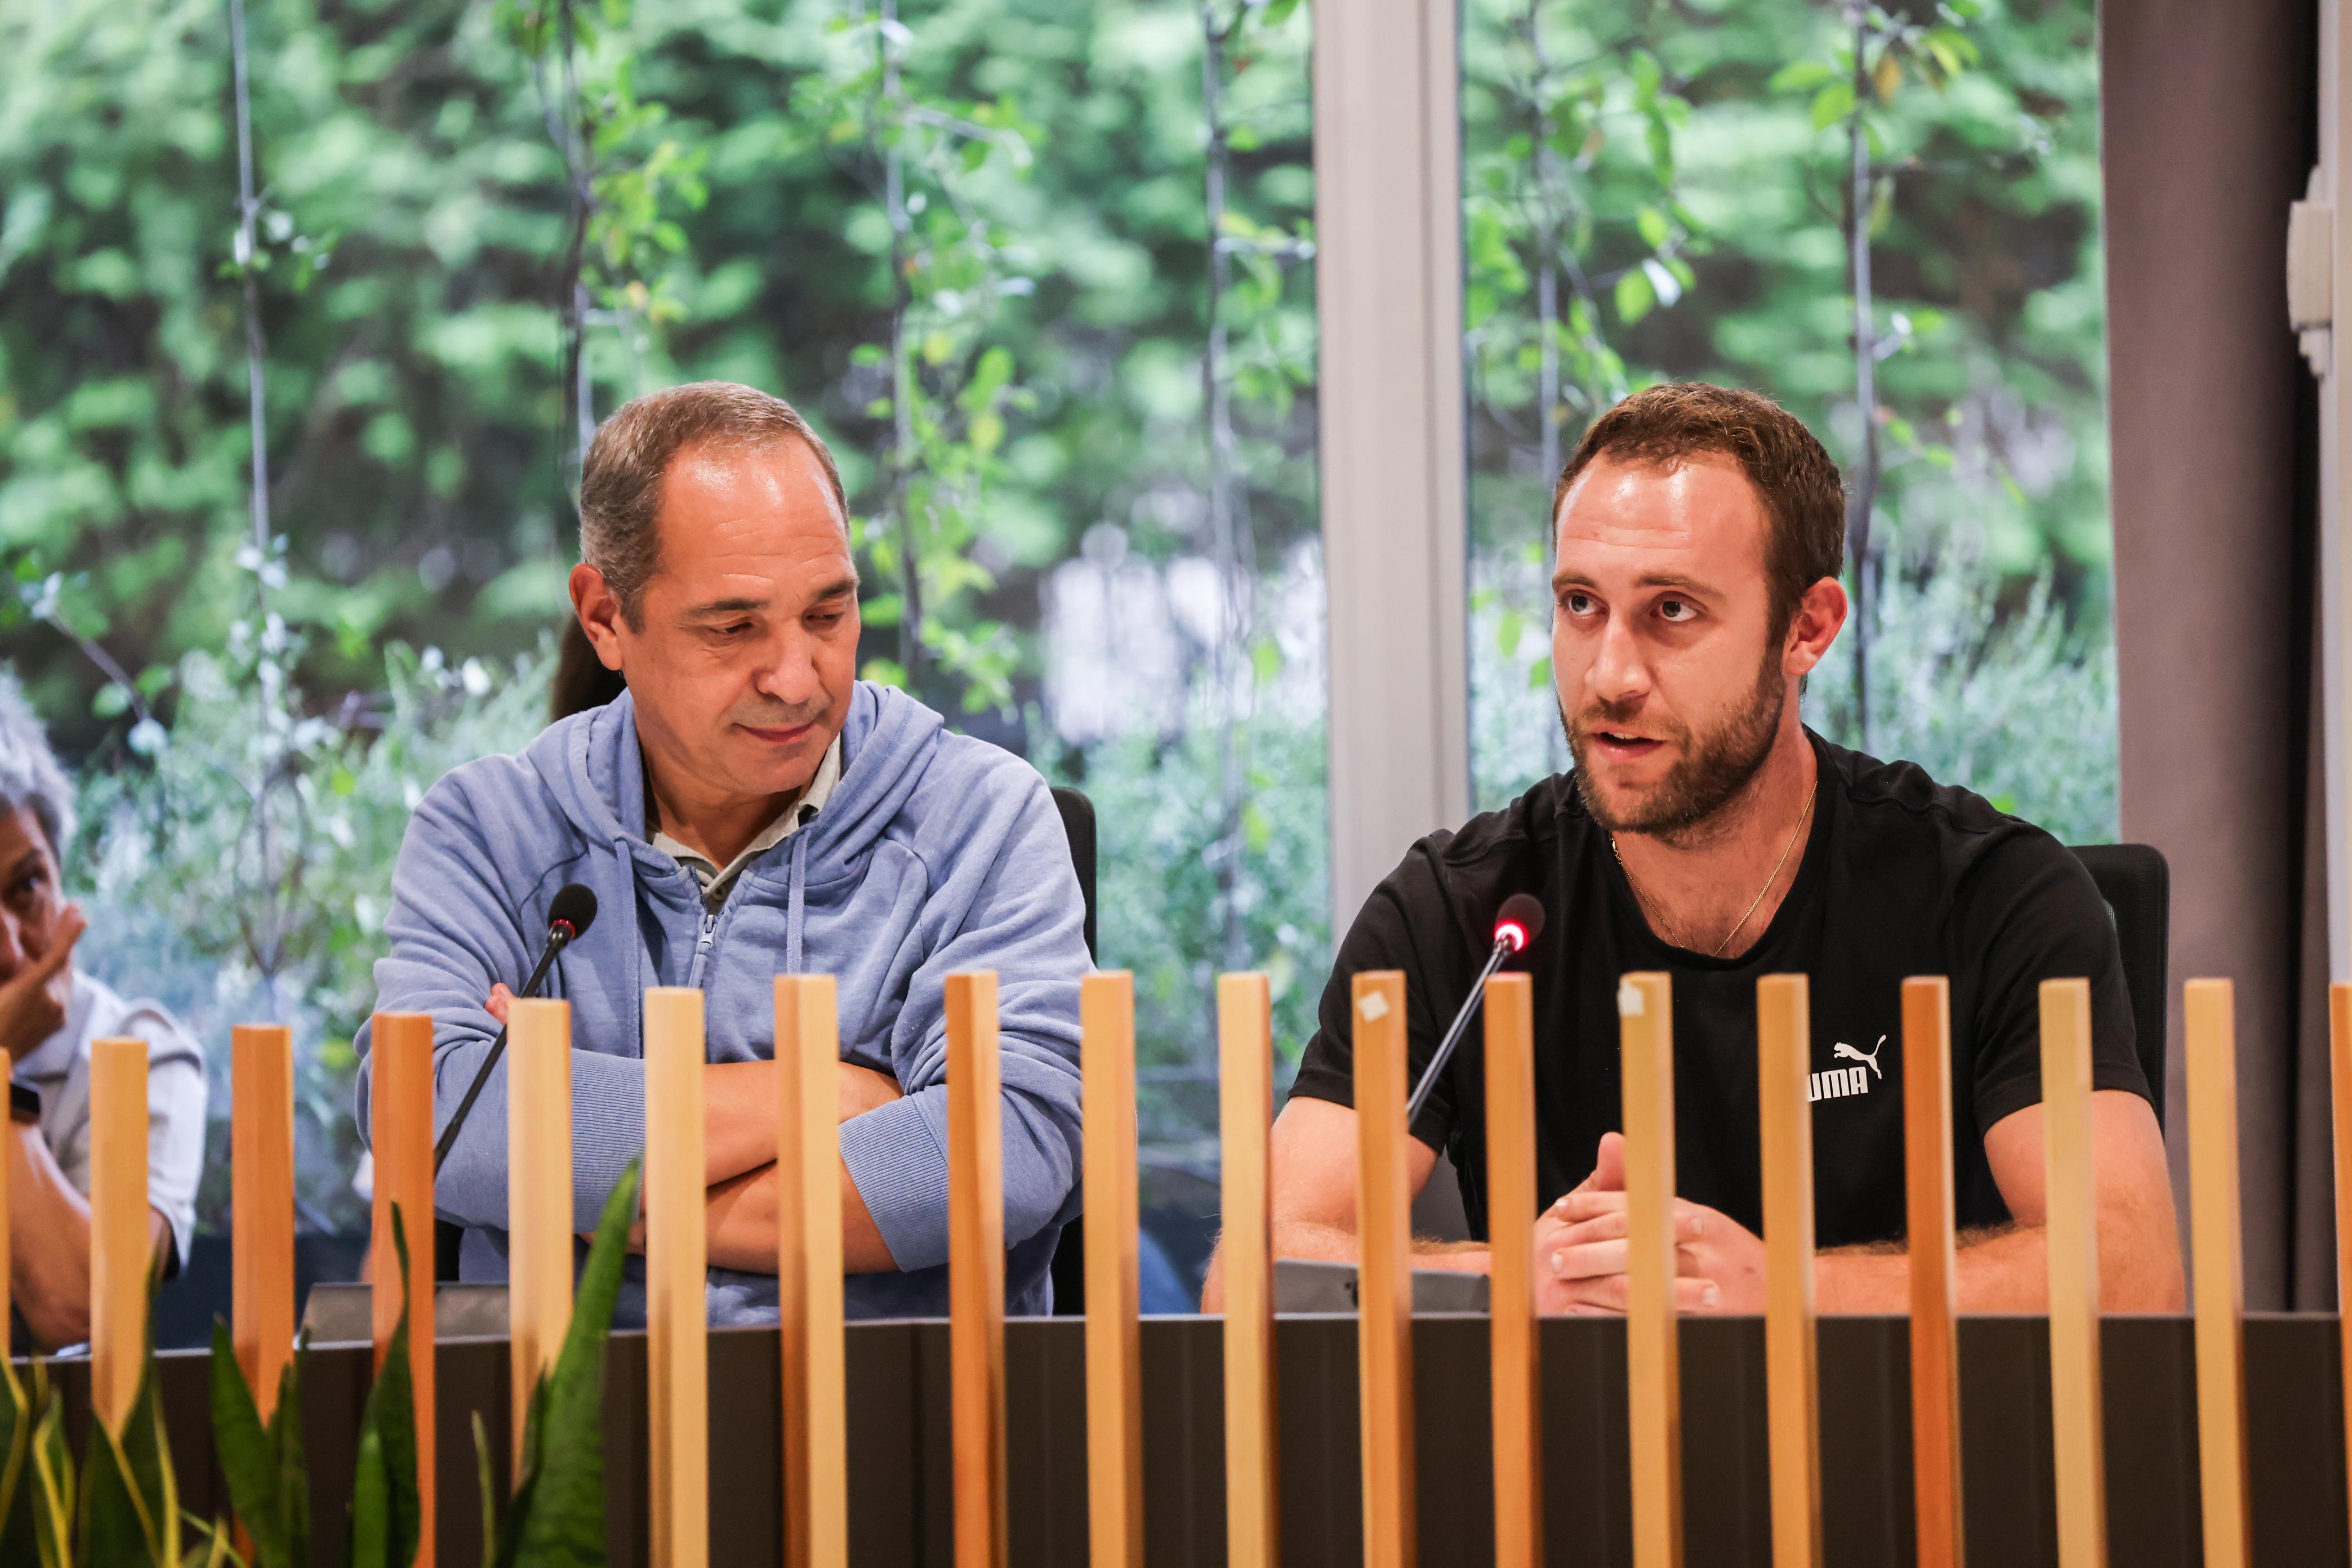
[837,1089,952,1272]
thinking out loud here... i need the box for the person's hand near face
[0,804,82,1063]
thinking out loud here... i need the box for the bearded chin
[1566,655,1788,841]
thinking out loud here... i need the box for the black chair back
[2068,843,2170,1127]
[1050,786,1098,960]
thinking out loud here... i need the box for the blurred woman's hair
[551,618,627,723]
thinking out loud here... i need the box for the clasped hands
[1532,1130,1766,1316]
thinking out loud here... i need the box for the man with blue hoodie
[360,380,1089,1322]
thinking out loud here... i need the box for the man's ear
[1783,576,1848,679]
[569,564,628,673]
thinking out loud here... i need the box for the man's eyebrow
[807,576,859,603]
[1549,568,1722,595]
[680,597,768,621]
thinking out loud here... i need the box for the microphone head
[1494,892,1545,955]
[547,883,598,941]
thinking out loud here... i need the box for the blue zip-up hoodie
[356,680,1088,1322]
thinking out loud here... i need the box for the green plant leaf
[272,1340,310,1562]
[350,1207,421,1568]
[28,1372,72,1568]
[471,1413,497,1568]
[208,1321,287,1568]
[81,1412,162,1567]
[0,1353,33,1558]
[507,1161,640,1568]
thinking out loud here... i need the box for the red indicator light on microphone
[1496,920,1528,954]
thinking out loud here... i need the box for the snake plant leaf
[506,1160,640,1568]
[350,1205,422,1568]
[273,1335,310,1560]
[208,1319,286,1568]
[28,1372,73,1568]
[104,1250,184,1566]
[347,1424,389,1568]
[470,1413,498,1568]
[0,1350,34,1557]
[81,1409,163,1567]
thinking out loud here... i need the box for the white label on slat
[1357,991,1390,1022]
[1617,981,1645,1017]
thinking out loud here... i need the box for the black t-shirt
[1288,733,2149,1248]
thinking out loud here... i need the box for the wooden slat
[1619,971,1683,1568]
[947,971,1008,1568]
[507,999,573,1473]
[370,1011,437,1566]
[2333,982,2352,1568]
[645,987,709,1568]
[776,975,848,1568]
[1218,972,1279,1568]
[1758,975,1820,1568]
[2185,979,2249,1568]
[2039,977,2106,1568]
[1352,969,1416,1568]
[89,1034,149,1435]
[1902,977,1965,1568]
[1083,972,1143,1568]
[231,1024,295,1428]
[1484,972,1540,1568]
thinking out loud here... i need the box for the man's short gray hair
[578,381,850,627]
[0,669,75,858]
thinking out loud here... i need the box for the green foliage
[207,1321,309,1568]
[75,642,551,1232]
[1463,0,2115,818]
[349,1207,422,1568]
[473,1160,642,1568]
[15,1264,233,1567]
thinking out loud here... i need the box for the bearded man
[1205,382,2181,1315]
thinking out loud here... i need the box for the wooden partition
[2186,979,2249,1568]
[370,1010,438,1565]
[1757,975,1820,1568]
[1351,970,1415,1568]
[2039,978,2106,1568]
[1483,973,1539,1568]
[507,999,573,1471]
[1083,972,1144,1568]
[0,1049,10,1358]
[1619,971,1682,1568]
[231,1024,295,1429]
[947,971,1008,1568]
[1217,972,1279,1568]
[1901,978,1963,1568]
[777,974,849,1568]
[90,1034,150,1433]
[644,987,709,1568]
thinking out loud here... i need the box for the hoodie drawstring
[785,829,810,976]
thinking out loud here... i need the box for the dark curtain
[2102,0,2323,1308]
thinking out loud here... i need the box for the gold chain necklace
[1611,783,1818,959]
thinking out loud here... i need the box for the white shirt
[11,971,208,1272]
[649,737,843,908]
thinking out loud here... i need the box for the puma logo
[1810,1035,1886,1102]
[1832,1036,1885,1080]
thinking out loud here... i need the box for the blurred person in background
[0,671,206,1351]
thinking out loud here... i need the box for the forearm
[1819,1215,2186,1315]
[702,1061,907,1190]
[10,1124,91,1350]
[701,1159,899,1276]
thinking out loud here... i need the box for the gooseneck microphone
[1402,893,1545,1128]
[431,883,599,1175]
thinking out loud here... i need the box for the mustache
[1567,698,1686,745]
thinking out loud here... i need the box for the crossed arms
[1201,1089,2184,1314]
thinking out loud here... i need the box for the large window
[1,0,1321,1288]
[1462,0,2118,843]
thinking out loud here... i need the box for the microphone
[1402,893,1545,1128]
[431,884,599,1175]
